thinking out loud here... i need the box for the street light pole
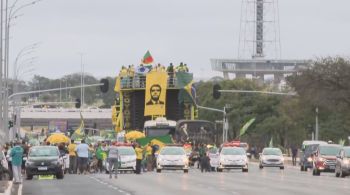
[315,107,319,141]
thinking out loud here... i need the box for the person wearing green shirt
[10,142,24,184]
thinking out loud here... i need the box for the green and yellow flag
[239,118,256,137]
[177,72,196,104]
[144,71,168,116]
[74,112,84,135]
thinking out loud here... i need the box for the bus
[143,117,177,137]
[175,120,217,144]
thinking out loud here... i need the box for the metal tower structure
[238,0,281,59]
[212,0,309,82]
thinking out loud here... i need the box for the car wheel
[184,169,189,173]
[304,167,308,172]
[242,168,248,172]
[335,170,340,177]
[300,166,304,171]
[156,169,161,173]
[259,165,263,169]
[217,168,222,172]
[26,174,33,180]
[280,166,284,170]
[211,167,216,172]
[313,169,320,176]
[56,170,64,179]
[340,170,346,178]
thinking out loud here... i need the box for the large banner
[144,71,168,116]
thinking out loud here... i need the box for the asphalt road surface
[22,163,350,195]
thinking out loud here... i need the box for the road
[22,163,350,195]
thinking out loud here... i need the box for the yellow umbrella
[125,131,145,140]
[47,133,70,144]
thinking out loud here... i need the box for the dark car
[312,144,341,176]
[25,146,64,180]
[335,146,350,178]
[300,140,327,171]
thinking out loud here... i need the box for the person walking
[10,141,24,184]
[107,143,120,179]
[291,146,298,166]
[96,143,105,173]
[135,143,143,174]
[76,140,89,174]
[67,140,77,174]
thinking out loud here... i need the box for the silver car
[335,146,350,178]
[259,147,284,169]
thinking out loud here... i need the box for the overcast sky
[10,0,350,80]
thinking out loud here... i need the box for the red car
[312,144,341,176]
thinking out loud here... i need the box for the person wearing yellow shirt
[145,144,153,171]
[134,143,143,174]
[67,140,77,174]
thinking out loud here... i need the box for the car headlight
[344,159,350,165]
[307,157,313,162]
[319,157,325,162]
[183,157,189,164]
[25,160,34,166]
[281,157,284,162]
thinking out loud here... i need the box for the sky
[9,0,350,80]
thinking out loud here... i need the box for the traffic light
[100,78,109,93]
[8,121,13,128]
[75,98,81,108]
[213,84,221,99]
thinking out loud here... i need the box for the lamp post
[2,0,41,138]
[315,107,319,141]
[78,53,85,109]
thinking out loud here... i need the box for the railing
[21,108,111,113]
[120,75,178,89]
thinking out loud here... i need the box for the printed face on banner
[144,72,168,116]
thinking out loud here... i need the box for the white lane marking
[18,183,23,195]
[88,175,131,195]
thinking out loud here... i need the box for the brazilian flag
[136,135,173,147]
[177,72,196,105]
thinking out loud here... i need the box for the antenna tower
[238,0,282,59]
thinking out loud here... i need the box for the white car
[105,146,136,173]
[156,146,189,173]
[208,147,219,171]
[117,146,136,172]
[259,147,284,169]
[217,147,248,172]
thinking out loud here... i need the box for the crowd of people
[118,62,190,88]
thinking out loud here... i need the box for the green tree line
[196,57,350,148]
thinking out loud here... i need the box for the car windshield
[263,148,282,156]
[304,144,319,156]
[344,148,350,157]
[209,147,218,154]
[221,147,246,155]
[118,147,135,155]
[29,147,59,157]
[160,147,185,155]
[319,146,341,156]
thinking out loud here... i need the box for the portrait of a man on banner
[144,72,168,116]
